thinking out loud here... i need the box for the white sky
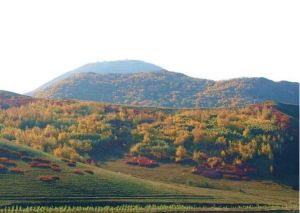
[0,0,299,94]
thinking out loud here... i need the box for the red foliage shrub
[33,158,51,164]
[0,157,17,167]
[0,164,8,173]
[0,157,9,163]
[10,168,26,174]
[39,175,59,182]
[126,157,159,167]
[52,167,61,172]
[73,169,84,175]
[29,162,51,169]
[84,169,94,175]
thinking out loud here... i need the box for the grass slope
[0,139,299,211]
[103,159,299,209]
[0,139,183,198]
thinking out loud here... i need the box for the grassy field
[0,139,299,212]
[102,158,299,209]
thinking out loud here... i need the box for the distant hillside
[31,69,299,108]
[28,60,163,95]
[0,90,33,109]
[0,90,23,98]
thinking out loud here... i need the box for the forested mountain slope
[32,70,299,108]
[0,98,298,183]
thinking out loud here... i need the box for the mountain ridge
[31,68,299,108]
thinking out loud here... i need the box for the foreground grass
[0,204,297,213]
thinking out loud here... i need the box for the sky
[0,0,299,94]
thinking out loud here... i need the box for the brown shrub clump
[73,169,84,175]
[51,164,62,172]
[0,157,9,163]
[29,162,51,169]
[0,164,8,173]
[38,175,60,182]
[0,158,17,167]
[84,169,94,175]
[10,168,26,174]
[33,158,51,164]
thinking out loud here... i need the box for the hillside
[0,137,299,210]
[0,98,298,185]
[0,138,192,198]
[31,68,299,108]
[0,95,299,210]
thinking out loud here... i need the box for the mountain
[28,60,163,94]
[30,65,299,108]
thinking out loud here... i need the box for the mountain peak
[72,60,163,75]
[28,60,163,95]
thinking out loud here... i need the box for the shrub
[29,162,51,169]
[0,164,8,173]
[63,159,77,167]
[10,168,25,174]
[33,158,51,164]
[126,157,159,167]
[0,157,9,163]
[0,159,17,167]
[39,175,59,182]
[84,169,94,175]
[73,169,84,175]
[52,167,62,172]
